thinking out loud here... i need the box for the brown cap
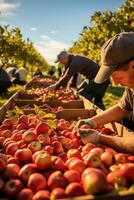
[55,51,69,63]
[95,32,134,83]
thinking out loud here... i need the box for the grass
[103,86,125,108]
[0,85,23,107]
[0,84,125,109]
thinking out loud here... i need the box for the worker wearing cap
[47,51,110,110]
[74,32,134,154]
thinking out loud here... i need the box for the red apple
[51,187,67,199]
[47,170,67,190]
[11,132,22,141]
[42,145,54,155]
[35,122,50,135]
[105,147,117,155]
[15,148,32,163]
[67,149,82,159]
[0,153,7,162]
[0,158,7,172]
[17,140,26,149]
[114,153,128,164]
[6,142,19,156]
[68,138,80,149]
[82,143,96,156]
[51,156,65,171]
[19,163,37,183]
[64,169,80,183]
[109,164,120,172]
[52,141,64,155]
[120,163,134,182]
[68,158,86,175]
[80,124,91,129]
[0,136,6,146]
[2,118,12,127]
[83,153,103,168]
[22,130,37,143]
[65,182,84,197]
[1,130,12,138]
[4,140,15,149]
[90,147,104,156]
[37,134,51,145]
[58,152,68,162]
[3,179,23,197]
[28,141,42,153]
[35,153,52,170]
[82,168,108,194]
[28,173,47,192]
[16,188,34,200]
[101,151,114,166]
[16,123,27,130]
[32,150,46,162]
[58,136,69,145]
[56,121,68,131]
[107,171,127,187]
[4,163,20,179]
[18,115,28,125]
[7,157,20,165]
[32,190,50,200]
[3,138,13,147]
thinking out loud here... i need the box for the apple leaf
[15,106,24,115]
[47,119,57,129]
[34,104,39,114]
[43,113,56,119]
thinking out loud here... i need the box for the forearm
[90,104,129,127]
[99,134,134,154]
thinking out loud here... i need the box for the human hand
[47,84,57,91]
[74,119,97,131]
[78,129,100,145]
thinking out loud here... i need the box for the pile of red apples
[0,114,134,200]
[26,88,78,101]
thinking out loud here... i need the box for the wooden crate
[12,99,84,109]
[60,190,134,200]
[21,108,96,120]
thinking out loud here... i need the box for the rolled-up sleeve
[55,61,77,89]
[118,88,134,112]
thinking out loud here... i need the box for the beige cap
[95,32,134,83]
[55,51,69,63]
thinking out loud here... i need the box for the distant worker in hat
[74,32,134,154]
[47,51,110,110]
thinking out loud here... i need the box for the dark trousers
[78,79,110,110]
[0,81,12,94]
[122,112,134,131]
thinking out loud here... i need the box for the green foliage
[69,0,134,65]
[0,25,49,74]
[5,106,24,122]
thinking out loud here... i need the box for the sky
[0,0,125,65]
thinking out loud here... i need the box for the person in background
[14,67,29,85]
[48,66,55,77]
[74,32,134,154]
[6,63,18,79]
[0,65,12,94]
[47,51,110,110]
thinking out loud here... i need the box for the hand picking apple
[47,84,57,91]
[78,128,100,145]
[74,119,97,131]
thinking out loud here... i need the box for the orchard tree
[0,25,49,74]
[70,0,134,64]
